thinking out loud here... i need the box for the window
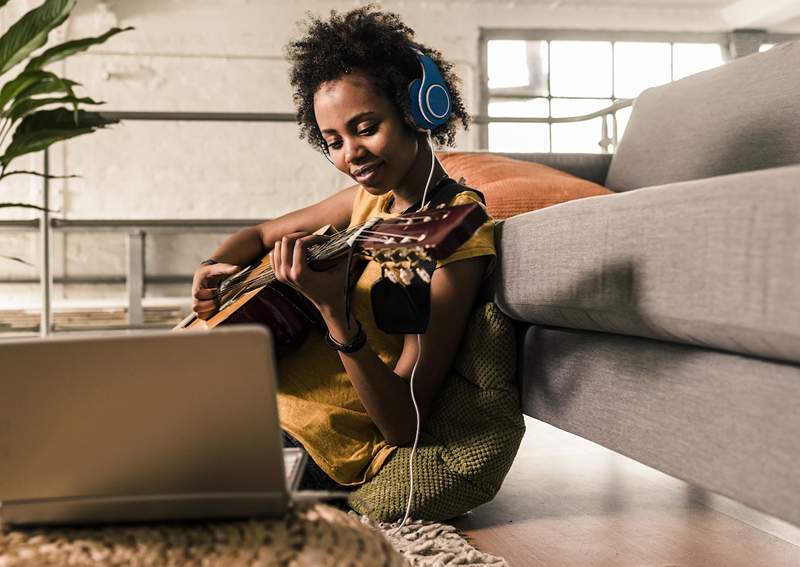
[481,31,734,153]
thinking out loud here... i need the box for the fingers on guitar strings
[193,287,217,301]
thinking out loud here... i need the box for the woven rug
[0,503,506,566]
[365,516,508,567]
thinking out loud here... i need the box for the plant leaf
[7,76,80,120]
[26,26,133,70]
[0,169,78,181]
[5,95,102,122]
[0,107,118,167]
[0,70,80,119]
[0,0,78,76]
[0,68,54,111]
[0,71,80,139]
[0,202,50,212]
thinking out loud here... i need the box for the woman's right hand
[191,262,241,320]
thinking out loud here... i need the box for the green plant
[0,0,131,212]
[0,0,131,264]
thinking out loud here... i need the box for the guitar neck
[217,229,356,307]
[215,203,487,308]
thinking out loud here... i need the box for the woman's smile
[352,161,384,184]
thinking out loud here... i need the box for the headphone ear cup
[408,78,434,131]
[425,83,451,122]
[411,51,452,129]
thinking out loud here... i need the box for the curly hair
[286,5,469,152]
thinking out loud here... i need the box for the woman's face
[314,71,419,195]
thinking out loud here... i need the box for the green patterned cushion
[348,302,525,522]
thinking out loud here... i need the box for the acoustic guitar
[174,203,488,351]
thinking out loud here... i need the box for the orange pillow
[437,152,613,220]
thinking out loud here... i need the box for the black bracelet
[200,258,219,266]
[325,319,367,353]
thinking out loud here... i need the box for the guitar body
[222,281,324,352]
[174,203,489,351]
[176,254,324,353]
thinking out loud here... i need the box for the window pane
[488,123,550,153]
[487,97,549,152]
[488,97,549,118]
[759,43,775,52]
[550,41,612,97]
[614,42,671,98]
[673,43,724,80]
[551,98,612,119]
[487,40,548,95]
[551,98,612,153]
[488,40,527,88]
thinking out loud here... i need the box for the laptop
[0,325,307,527]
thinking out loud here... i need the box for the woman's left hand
[270,232,351,315]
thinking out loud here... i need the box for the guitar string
[218,232,431,303]
[217,234,390,303]
[220,245,434,306]
[215,211,452,303]
[216,227,359,304]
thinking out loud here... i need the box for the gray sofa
[492,40,800,527]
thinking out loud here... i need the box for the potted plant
[0,0,131,262]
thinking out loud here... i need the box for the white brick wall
[1,0,795,306]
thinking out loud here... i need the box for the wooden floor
[452,417,800,566]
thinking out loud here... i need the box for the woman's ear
[401,107,428,135]
[413,134,422,158]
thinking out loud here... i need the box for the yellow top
[276,184,496,485]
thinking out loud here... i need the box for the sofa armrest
[495,164,800,365]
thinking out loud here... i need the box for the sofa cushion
[437,152,613,219]
[495,164,800,365]
[607,41,800,192]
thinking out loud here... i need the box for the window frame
[478,29,799,152]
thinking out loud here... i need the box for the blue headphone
[319,47,452,160]
[407,47,452,131]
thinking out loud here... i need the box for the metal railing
[99,103,632,153]
[1,103,632,335]
[3,217,257,334]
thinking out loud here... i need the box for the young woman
[190,6,495,491]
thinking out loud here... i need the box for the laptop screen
[0,325,291,525]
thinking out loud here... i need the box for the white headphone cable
[392,130,437,535]
[393,132,435,533]
[419,130,436,211]
[393,333,423,534]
